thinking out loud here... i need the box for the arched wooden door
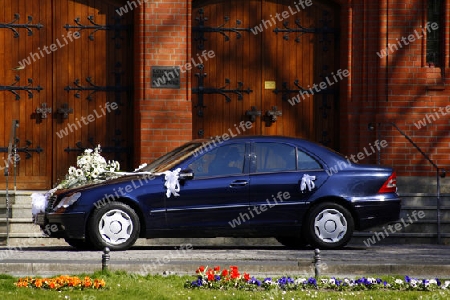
[0,0,133,189]
[192,0,340,149]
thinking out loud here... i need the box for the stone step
[399,193,450,206]
[399,207,450,220]
[8,218,42,234]
[10,205,33,219]
[9,191,36,205]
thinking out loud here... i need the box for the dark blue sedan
[36,136,401,250]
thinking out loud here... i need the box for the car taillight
[378,172,397,193]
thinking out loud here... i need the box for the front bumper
[36,211,86,239]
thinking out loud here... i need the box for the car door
[165,142,251,234]
[248,142,327,231]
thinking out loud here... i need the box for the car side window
[188,144,245,178]
[254,143,296,173]
[297,150,322,170]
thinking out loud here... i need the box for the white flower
[76,169,83,177]
[77,156,88,167]
[91,168,100,178]
[84,148,93,154]
[395,279,403,284]
[68,166,76,175]
[329,278,335,285]
[321,279,328,284]
[344,278,354,286]
[443,280,450,288]
[294,278,306,284]
[429,279,437,285]
[95,155,107,165]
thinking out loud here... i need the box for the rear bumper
[39,211,86,239]
[351,196,401,230]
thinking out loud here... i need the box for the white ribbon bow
[300,174,316,192]
[160,168,181,198]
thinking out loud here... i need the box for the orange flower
[93,279,106,289]
[68,276,81,287]
[83,276,92,288]
[34,279,43,288]
[14,279,28,288]
[15,275,105,290]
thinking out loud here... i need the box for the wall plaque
[151,66,180,89]
[264,81,276,90]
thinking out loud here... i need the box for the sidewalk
[0,240,449,278]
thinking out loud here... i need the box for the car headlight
[55,192,82,209]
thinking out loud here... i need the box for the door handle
[230,180,248,187]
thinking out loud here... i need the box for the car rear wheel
[87,202,140,251]
[305,202,354,249]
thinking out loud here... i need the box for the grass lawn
[0,271,449,300]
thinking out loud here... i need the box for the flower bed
[15,275,106,290]
[184,265,450,292]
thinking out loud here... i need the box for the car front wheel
[305,202,354,249]
[87,202,140,251]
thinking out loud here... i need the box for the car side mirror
[178,169,194,180]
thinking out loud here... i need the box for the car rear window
[297,150,322,170]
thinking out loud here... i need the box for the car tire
[64,238,95,250]
[87,202,140,251]
[275,236,308,249]
[305,202,354,250]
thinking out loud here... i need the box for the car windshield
[139,141,205,173]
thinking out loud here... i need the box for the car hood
[54,172,163,197]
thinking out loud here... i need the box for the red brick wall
[339,0,450,177]
[134,0,193,166]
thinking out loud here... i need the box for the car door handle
[230,180,248,187]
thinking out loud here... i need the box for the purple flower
[307,277,317,286]
[191,278,203,287]
[249,277,261,286]
[263,277,272,284]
